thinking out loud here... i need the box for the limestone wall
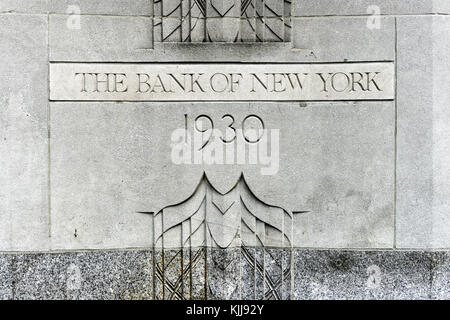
[0,0,448,300]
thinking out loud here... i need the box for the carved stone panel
[153,0,292,42]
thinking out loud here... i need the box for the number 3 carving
[190,113,265,149]
[221,114,236,143]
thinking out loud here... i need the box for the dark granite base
[0,255,12,299]
[293,250,447,300]
[6,250,153,300]
[0,249,447,300]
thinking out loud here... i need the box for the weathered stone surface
[0,0,152,15]
[50,102,154,250]
[50,0,152,16]
[293,0,450,16]
[434,0,450,13]
[0,14,49,251]
[50,100,394,250]
[292,101,395,248]
[135,43,315,62]
[49,13,396,63]
[12,250,153,300]
[293,250,437,300]
[0,0,48,14]
[292,16,395,62]
[49,14,153,61]
[396,16,434,249]
[5,0,448,18]
[430,16,450,248]
[396,16,450,248]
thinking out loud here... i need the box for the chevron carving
[153,0,292,42]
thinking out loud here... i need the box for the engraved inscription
[50,63,395,101]
[186,113,265,149]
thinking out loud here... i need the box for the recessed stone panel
[0,14,49,251]
[50,99,394,250]
[49,62,395,101]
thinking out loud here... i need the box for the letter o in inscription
[210,73,230,93]
[331,72,351,92]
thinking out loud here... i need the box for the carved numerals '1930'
[186,114,265,150]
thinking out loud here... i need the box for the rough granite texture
[0,249,448,300]
[207,248,241,300]
[431,252,450,299]
[293,250,437,300]
[0,255,12,300]
[293,0,450,16]
[12,250,153,300]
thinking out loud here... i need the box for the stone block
[0,14,49,251]
[396,16,450,248]
[293,0,448,16]
[50,102,154,250]
[292,16,395,62]
[0,0,48,14]
[50,0,152,16]
[293,250,435,300]
[49,14,153,61]
[12,250,153,300]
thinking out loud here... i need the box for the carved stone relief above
[153,0,292,42]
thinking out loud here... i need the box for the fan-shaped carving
[139,172,306,300]
[153,0,292,42]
